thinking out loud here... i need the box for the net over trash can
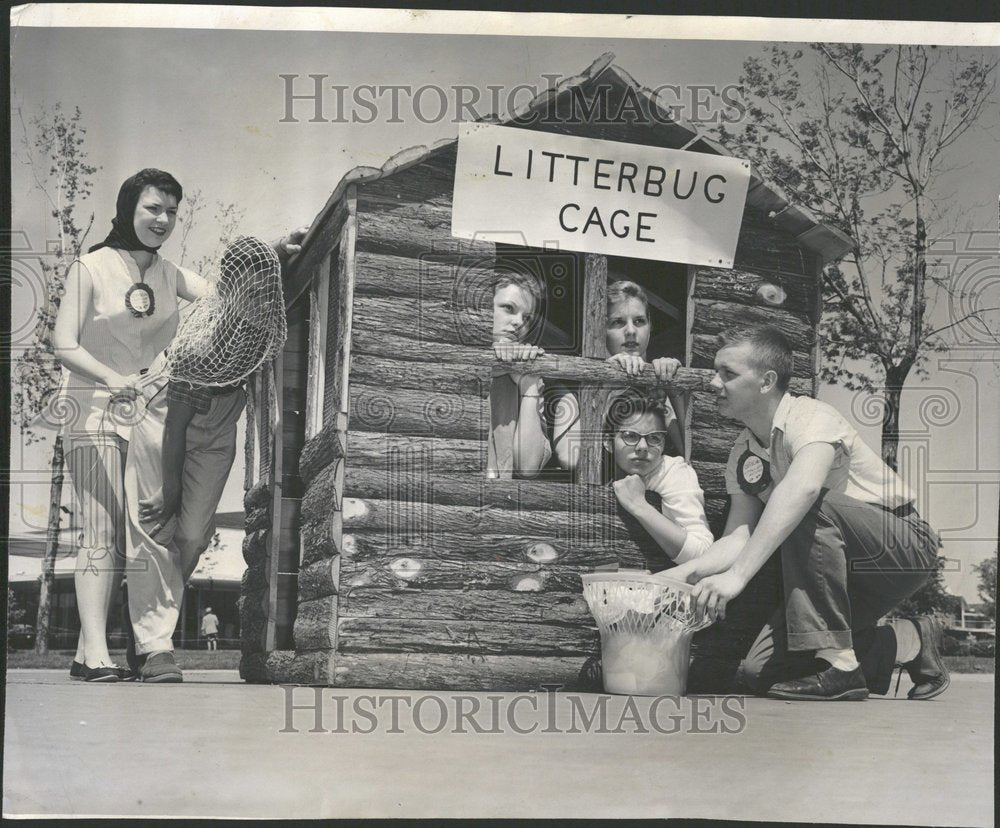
[582,571,712,696]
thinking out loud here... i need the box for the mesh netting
[582,572,710,634]
[167,236,287,387]
[581,572,712,695]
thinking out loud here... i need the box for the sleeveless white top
[57,247,181,447]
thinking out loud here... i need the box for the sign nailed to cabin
[452,122,752,268]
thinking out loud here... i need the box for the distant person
[201,607,220,651]
[665,324,949,701]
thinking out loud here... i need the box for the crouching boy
[667,324,947,701]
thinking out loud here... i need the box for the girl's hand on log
[493,342,544,364]
[607,352,645,378]
[651,357,681,383]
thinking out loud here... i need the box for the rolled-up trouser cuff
[135,637,175,656]
[787,629,854,651]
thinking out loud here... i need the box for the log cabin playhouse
[239,54,852,689]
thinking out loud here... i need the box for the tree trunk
[34,436,65,654]
[911,197,927,360]
[881,372,906,473]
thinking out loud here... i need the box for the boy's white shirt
[640,454,714,561]
[724,393,914,508]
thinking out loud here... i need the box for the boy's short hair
[604,388,669,435]
[716,324,794,391]
[607,279,648,311]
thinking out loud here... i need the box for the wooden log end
[297,556,340,602]
[299,419,346,486]
[294,595,339,651]
[244,481,270,511]
[265,649,335,685]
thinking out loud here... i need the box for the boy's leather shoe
[767,663,869,701]
[903,616,950,700]
[140,651,183,683]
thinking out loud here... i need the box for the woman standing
[52,169,207,681]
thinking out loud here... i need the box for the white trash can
[581,571,712,696]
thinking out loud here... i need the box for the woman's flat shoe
[70,661,86,680]
[82,664,121,683]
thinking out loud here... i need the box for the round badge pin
[125,283,155,318]
[736,448,771,496]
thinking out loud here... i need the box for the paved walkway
[3,670,994,823]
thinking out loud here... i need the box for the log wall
[267,141,820,692]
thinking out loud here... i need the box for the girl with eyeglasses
[604,391,714,566]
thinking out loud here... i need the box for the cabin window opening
[605,255,687,372]
[493,242,583,352]
[487,246,692,482]
[488,244,584,482]
[604,255,691,461]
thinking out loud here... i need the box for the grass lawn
[942,655,995,674]
[5,648,242,671]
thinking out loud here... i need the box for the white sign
[452,122,752,268]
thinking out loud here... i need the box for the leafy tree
[13,104,99,442]
[13,104,99,653]
[176,188,246,276]
[718,44,999,470]
[973,553,997,621]
[894,555,961,619]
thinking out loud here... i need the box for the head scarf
[89,169,182,254]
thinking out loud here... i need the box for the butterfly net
[167,236,287,387]
[581,571,712,695]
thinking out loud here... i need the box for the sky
[8,8,1000,601]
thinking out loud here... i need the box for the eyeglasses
[617,429,668,449]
